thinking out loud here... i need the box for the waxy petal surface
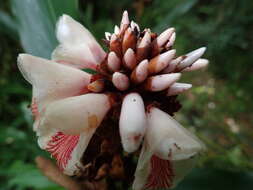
[18,54,91,112]
[119,93,147,152]
[52,15,106,69]
[133,107,205,190]
[40,93,111,135]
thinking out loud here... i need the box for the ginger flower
[18,11,208,190]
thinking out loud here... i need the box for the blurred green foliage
[0,0,253,189]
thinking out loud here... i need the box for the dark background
[0,0,253,189]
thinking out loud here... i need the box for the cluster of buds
[17,11,208,190]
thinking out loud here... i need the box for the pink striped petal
[132,107,205,190]
[39,130,97,176]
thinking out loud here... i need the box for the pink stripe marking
[31,98,39,119]
[144,155,175,189]
[46,132,80,171]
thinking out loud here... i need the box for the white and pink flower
[18,11,208,189]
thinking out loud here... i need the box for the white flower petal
[56,14,95,45]
[53,14,106,69]
[133,107,205,190]
[52,44,99,69]
[17,54,91,112]
[147,108,205,160]
[40,93,111,135]
[119,93,147,153]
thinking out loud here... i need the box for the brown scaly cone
[72,11,206,189]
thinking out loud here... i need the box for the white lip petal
[17,54,91,110]
[146,107,205,160]
[40,93,111,135]
[53,14,106,69]
[119,93,147,153]
[52,44,99,69]
[56,14,95,45]
[132,107,205,190]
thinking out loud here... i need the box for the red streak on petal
[144,155,175,189]
[31,98,39,120]
[46,132,80,171]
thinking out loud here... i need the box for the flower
[17,11,208,190]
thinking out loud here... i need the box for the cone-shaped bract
[167,83,192,96]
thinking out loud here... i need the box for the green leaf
[0,11,18,39]
[154,0,198,32]
[11,0,79,59]
[82,68,98,74]
[47,0,79,22]
[7,161,59,190]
